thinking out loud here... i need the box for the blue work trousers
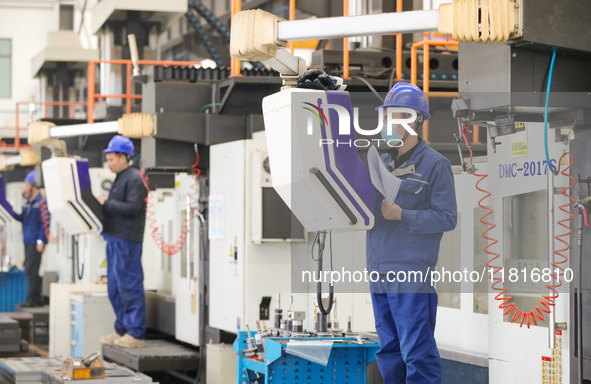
[106,236,146,339]
[371,292,441,384]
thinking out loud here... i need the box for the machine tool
[60,352,105,381]
[229,2,591,383]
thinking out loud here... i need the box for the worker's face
[382,112,416,137]
[24,182,33,197]
[105,152,127,173]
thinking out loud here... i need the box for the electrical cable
[315,232,334,316]
[583,207,590,227]
[577,206,585,384]
[352,76,384,103]
[388,67,396,91]
[310,232,320,261]
[544,48,559,175]
[74,234,84,281]
[329,230,333,272]
[141,149,201,256]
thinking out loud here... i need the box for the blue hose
[544,48,558,175]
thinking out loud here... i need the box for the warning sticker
[542,330,563,383]
[511,123,527,158]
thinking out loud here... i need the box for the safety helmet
[104,135,134,156]
[25,170,36,184]
[376,82,430,120]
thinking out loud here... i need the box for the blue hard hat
[104,135,134,156]
[376,82,430,120]
[25,170,36,184]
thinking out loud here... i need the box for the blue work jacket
[366,139,457,275]
[13,193,47,245]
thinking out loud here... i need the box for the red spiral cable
[466,122,576,328]
[39,196,59,244]
[142,153,201,256]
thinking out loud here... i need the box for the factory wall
[0,0,97,136]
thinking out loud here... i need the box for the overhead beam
[276,10,439,41]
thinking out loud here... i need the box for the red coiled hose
[141,153,201,256]
[39,196,59,244]
[465,122,576,328]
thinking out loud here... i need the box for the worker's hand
[36,243,44,253]
[381,200,402,221]
[96,196,105,205]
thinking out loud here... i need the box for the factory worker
[367,82,457,383]
[13,170,47,307]
[97,135,148,349]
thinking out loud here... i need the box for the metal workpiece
[101,339,198,372]
[0,314,33,346]
[15,305,49,348]
[286,296,294,333]
[0,357,63,384]
[316,310,329,334]
[273,293,283,330]
[290,311,306,334]
[0,358,151,384]
[0,318,21,354]
[243,325,257,358]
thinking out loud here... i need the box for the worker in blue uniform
[13,170,47,308]
[367,82,457,383]
[97,135,148,349]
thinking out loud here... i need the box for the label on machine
[208,195,225,239]
[511,123,527,158]
[542,330,563,383]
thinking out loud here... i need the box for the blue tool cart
[0,270,27,312]
[234,331,380,384]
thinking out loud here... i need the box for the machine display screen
[262,187,305,241]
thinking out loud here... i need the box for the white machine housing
[0,175,14,226]
[209,139,308,333]
[42,157,103,234]
[262,88,375,232]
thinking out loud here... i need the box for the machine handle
[127,34,141,77]
[310,167,357,225]
[82,351,101,367]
